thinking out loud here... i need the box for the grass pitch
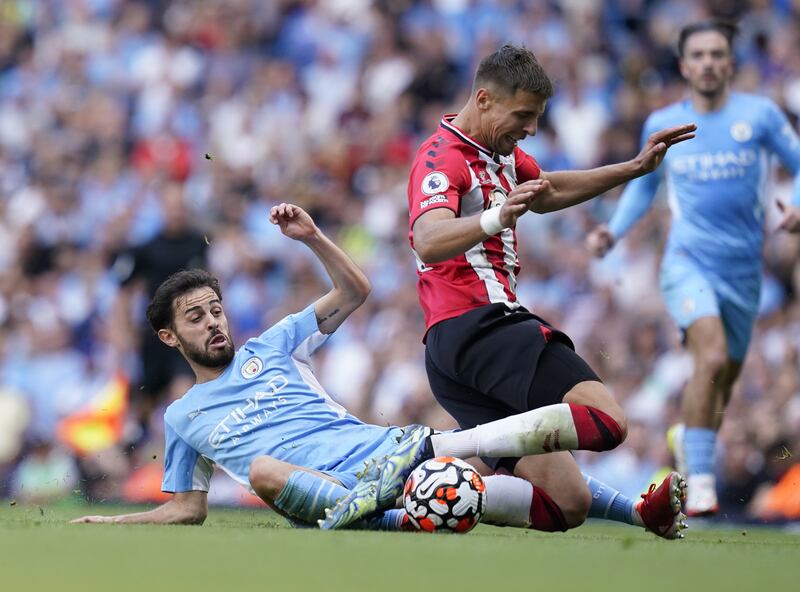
[1,503,798,592]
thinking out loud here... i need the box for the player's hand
[635,123,697,174]
[270,203,320,242]
[70,515,116,524]
[499,179,551,227]
[586,224,615,257]
[776,200,800,233]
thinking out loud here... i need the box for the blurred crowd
[1,0,799,522]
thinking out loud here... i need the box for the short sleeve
[513,147,542,182]
[161,420,214,493]
[258,302,329,356]
[408,143,471,228]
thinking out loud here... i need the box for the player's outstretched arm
[585,166,663,257]
[413,180,547,264]
[270,203,370,334]
[763,99,800,231]
[70,491,208,525]
[531,123,695,213]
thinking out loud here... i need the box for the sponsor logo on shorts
[420,194,448,209]
[421,172,449,195]
[241,356,264,379]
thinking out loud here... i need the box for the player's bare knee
[695,347,727,376]
[588,403,627,448]
[565,382,627,448]
[608,406,628,445]
[248,456,283,499]
[247,457,268,490]
[559,486,591,529]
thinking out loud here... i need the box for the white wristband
[479,207,505,236]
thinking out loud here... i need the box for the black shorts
[425,304,601,470]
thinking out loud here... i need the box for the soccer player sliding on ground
[72,204,685,538]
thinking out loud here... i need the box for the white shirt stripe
[461,157,519,307]
[292,331,348,419]
[484,156,520,293]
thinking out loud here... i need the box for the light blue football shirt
[609,92,800,282]
[161,303,403,493]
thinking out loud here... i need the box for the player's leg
[248,456,405,530]
[678,316,726,516]
[322,340,627,530]
[584,471,687,539]
[505,453,590,530]
[447,314,682,535]
[490,455,686,538]
[479,455,686,539]
[561,378,628,449]
[250,456,350,525]
[422,310,627,457]
[683,316,727,427]
[437,337,681,534]
[711,358,743,429]
[710,296,753,428]
[680,295,753,515]
[433,307,629,451]
[456,325,647,532]
[661,255,727,516]
[428,341,627,458]
[426,398,625,458]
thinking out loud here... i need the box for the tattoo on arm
[318,308,340,323]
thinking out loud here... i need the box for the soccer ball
[403,456,486,533]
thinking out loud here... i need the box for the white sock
[481,475,533,527]
[430,403,579,459]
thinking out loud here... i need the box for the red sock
[568,404,624,451]
[528,486,568,532]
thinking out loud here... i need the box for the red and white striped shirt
[408,115,542,333]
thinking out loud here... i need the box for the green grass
[1,503,799,592]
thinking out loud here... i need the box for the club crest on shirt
[421,172,449,195]
[730,121,752,142]
[488,188,507,208]
[241,356,264,379]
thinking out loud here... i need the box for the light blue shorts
[320,425,445,490]
[659,252,759,362]
[319,425,410,490]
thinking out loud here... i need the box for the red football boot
[635,471,688,540]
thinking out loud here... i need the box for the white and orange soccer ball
[402,456,486,533]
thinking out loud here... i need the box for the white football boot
[685,473,719,517]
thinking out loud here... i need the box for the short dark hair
[677,20,738,58]
[146,269,222,333]
[474,44,554,99]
